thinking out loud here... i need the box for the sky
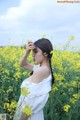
[0,0,80,50]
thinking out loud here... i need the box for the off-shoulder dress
[13,65,52,120]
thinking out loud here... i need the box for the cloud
[0,0,38,29]
[0,0,80,48]
[0,0,56,32]
[0,0,80,30]
[0,0,35,20]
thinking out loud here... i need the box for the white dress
[13,65,52,120]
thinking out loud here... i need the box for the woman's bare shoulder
[29,66,50,83]
[32,66,50,81]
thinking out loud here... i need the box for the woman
[13,38,55,120]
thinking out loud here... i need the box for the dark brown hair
[34,38,55,85]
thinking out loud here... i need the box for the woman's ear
[44,52,48,57]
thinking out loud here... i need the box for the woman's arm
[20,50,33,71]
[20,41,35,71]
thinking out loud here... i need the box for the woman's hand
[26,41,36,54]
[20,112,29,120]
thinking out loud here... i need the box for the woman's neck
[40,59,50,68]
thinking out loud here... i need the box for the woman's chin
[34,61,37,64]
[34,61,38,64]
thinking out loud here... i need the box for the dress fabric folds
[13,65,52,120]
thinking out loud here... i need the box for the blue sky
[0,0,80,49]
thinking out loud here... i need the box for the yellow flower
[4,101,18,112]
[14,72,21,79]
[73,93,80,99]
[10,101,18,108]
[4,103,9,109]
[6,86,13,93]
[4,69,10,75]
[21,87,30,96]
[54,73,65,81]
[63,104,70,112]
[52,86,58,92]
[70,81,77,87]
[42,34,46,38]
[22,104,32,116]
[70,98,77,104]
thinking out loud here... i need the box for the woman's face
[32,47,45,64]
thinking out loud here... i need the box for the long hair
[33,38,55,86]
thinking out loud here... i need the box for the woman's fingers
[28,41,34,46]
[26,41,36,50]
[28,42,36,49]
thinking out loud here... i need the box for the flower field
[0,40,80,120]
